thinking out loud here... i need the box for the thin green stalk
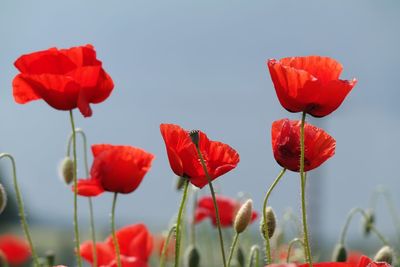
[160,225,176,267]
[262,168,286,264]
[299,111,312,266]
[247,245,260,267]
[66,128,97,266]
[227,233,239,267]
[0,153,39,266]
[339,207,389,246]
[111,193,122,267]
[69,110,83,267]
[175,179,189,267]
[195,146,227,267]
[286,238,305,263]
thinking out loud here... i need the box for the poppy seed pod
[0,184,7,214]
[363,209,375,236]
[59,157,74,185]
[189,130,200,147]
[331,244,347,262]
[184,245,200,267]
[234,199,254,233]
[260,206,276,239]
[373,246,394,264]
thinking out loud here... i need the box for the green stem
[299,111,312,266]
[262,168,286,264]
[286,238,305,263]
[247,245,260,267]
[195,146,227,267]
[339,207,389,246]
[69,110,83,267]
[66,128,97,267]
[174,179,189,267]
[160,225,177,267]
[0,153,40,266]
[227,233,239,267]
[111,193,122,267]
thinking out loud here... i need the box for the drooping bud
[189,130,200,147]
[0,183,7,215]
[237,246,245,267]
[363,209,375,236]
[234,199,253,233]
[331,244,347,262]
[260,206,276,239]
[184,245,200,267]
[373,246,394,264]
[59,157,74,185]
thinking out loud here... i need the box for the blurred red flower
[80,144,154,194]
[347,251,363,264]
[0,235,31,265]
[194,195,257,227]
[13,44,114,117]
[160,124,239,188]
[271,119,335,172]
[153,234,175,260]
[80,223,153,267]
[267,56,357,117]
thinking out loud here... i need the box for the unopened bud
[184,245,200,267]
[374,246,394,264]
[363,209,375,236]
[234,199,253,233]
[237,246,245,267]
[260,206,276,239]
[59,157,74,185]
[0,183,7,215]
[189,130,200,147]
[175,176,186,191]
[331,244,347,262]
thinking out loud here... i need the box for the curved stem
[299,111,312,266]
[160,225,176,267]
[339,207,389,246]
[174,179,189,267]
[69,111,83,267]
[195,146,227,267]
[286,238,305,263]
[227,233,239,267]
[0,153,40,266]
[66,127,97,266]
[247,245,260,267]
[262,168,286,264]
[111,193,122,267]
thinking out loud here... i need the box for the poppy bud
[234,199,253,233]
[373,246,394,264]
[237,246,245,267]
[59,157,74,185]
[363,209,375,236]
[184,245,200,267]
[189,130,200,147]
[175,176,187,191]
[260,206,276,239]
[0,183,7,215]
[331,244,347,262]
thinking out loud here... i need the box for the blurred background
[1,0,400,265]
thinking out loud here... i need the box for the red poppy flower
[357,256,391,267]
[73,178,105,197]
[160,124,240,188]
[271,119,335,172]
[86,144,154,194]
[0,235,31,265]
[80,223,153,267]
[194,195,258,227]
[267,56,357,117]
[347,251,363,264]
[13,44,114,117]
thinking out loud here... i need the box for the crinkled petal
[73,179,105,197]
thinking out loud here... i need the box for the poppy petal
[0,235,31,265]
[60,44,101,67]
[12,74,41,104]
[73,179,105,197]
[80,241,114,266]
